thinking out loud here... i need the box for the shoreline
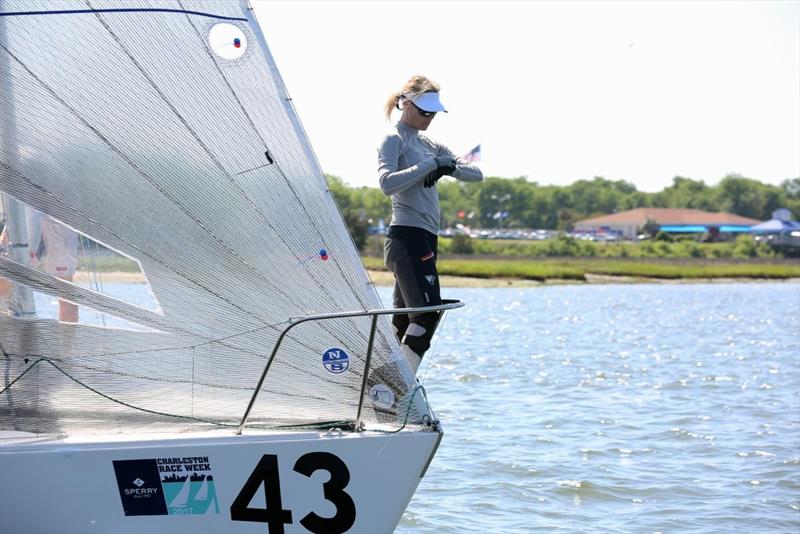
[366,270,800,287]
[74,270,800,288]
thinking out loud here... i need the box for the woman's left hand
[424,156,457,187]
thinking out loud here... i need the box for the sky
[251,0,800,192]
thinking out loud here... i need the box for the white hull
[0,427,442,533]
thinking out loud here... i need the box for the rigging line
[80,234,106,326]
[1,349,353,398]
[179,3,375,324]
[234,161,272,176]
[66,358,340,400]
[0,357,235,427]
[0,339,17,427]
[1,358,361,429]
[91,240,108,326]
[0,8,246,22]
[0,307,371,393]
[77,4,352,351]
[31,358,347,400]
[420,311,449,385]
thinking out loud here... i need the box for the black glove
[435,156,457,175]
[423,156,457,188]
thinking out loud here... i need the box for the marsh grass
[78,255,140,272]
[362,255,799,281]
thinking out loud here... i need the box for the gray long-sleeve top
[377,122,483,235]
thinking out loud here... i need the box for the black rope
[0,358,356,432]
[0,8,246,22]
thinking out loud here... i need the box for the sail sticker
[322,348,350,373]
[113,457,220,516]
[208,22,247,60]
[369,384,395,410]
[294,247,330,267]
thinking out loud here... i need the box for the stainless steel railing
[236,300,465,435]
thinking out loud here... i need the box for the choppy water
[387,283,800,534]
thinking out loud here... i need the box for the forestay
[0,0,422,435]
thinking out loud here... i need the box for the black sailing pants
[383,225,442,357]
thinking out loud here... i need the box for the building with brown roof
[574,208,761,239]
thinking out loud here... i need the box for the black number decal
[230,454,293,533]
[294,452,356,534]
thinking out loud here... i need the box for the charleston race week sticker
[113,456,219,516]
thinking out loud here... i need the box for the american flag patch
[420,252,434,262]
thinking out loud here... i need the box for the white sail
[195,476,208,501]
[0,0,422,436]
[168,477,191,508]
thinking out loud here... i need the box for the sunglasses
[413,103,437,118]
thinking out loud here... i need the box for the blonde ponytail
[384,91,403,121]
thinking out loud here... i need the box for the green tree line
[327,174,800,242]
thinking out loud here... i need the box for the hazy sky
[252,1,799,192]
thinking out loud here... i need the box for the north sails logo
[322,348,350,373]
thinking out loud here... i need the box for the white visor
[409,92,447,113]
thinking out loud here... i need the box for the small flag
[462,144,481,163]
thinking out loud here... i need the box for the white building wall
[575,222,639,239]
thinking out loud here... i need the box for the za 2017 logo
[230,452,355,534]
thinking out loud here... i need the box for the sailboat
[0,1,462,532]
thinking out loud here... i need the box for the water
[389,282,800,533]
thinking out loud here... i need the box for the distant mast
[0,0,35,317]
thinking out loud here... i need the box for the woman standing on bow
[377,75,483,373]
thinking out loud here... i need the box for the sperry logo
[133,478,145,487]
[425,275,436,285]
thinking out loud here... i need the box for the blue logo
[322,348,350,373]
